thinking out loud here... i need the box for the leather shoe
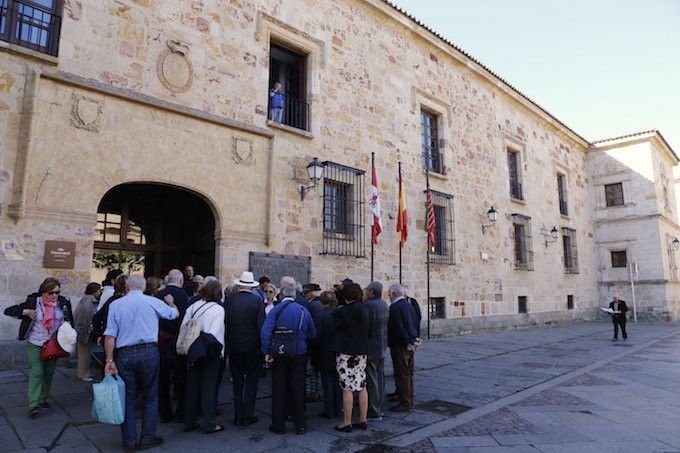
[352,421,368,430]
[160,414,174,423]
[389,403,411,413]
[233,417,244,426]
[297,426,308,434]
[334,425,352,433]
[386,391,398,397]
[269,425,285,435]
[387,394,400,402]
[242,416,258,426]
[138,437,164,450]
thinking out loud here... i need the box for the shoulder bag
[270,301,304,358]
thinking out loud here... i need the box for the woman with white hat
[3,278,73,417]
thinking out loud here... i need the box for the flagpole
[426,167,431,340]
[371,152,375,282]
[398,161,403,285]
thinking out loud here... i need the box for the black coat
[225,291,265,354]
[155,285,189,336]
[90,293,123,342]
[4,293,73,341]
[609,300,629,318]
[312,306,337,372]
[330,302,371,355]
[388,297,419,348]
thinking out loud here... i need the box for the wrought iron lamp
[481,206,498,234]
[541,225,559,247]
[300,157,324,201]
[672,237,679,251]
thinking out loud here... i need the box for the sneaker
[39,402,50,409]
[138,437,164,450]
[28,407,39,417]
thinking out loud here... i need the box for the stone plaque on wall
[44,241,76,269]
[249,252,311,286]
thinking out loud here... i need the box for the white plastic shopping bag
[92,373,125,424]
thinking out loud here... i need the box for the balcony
[267,92,309,132]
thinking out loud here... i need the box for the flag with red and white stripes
[426,187,436,252]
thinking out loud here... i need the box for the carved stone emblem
[70,93,103,132]
[232,137,255,166]
[157,39,193,94]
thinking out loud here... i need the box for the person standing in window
[269,82,284,123]
[609,293,629,341]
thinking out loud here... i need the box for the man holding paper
[608,293,628,342]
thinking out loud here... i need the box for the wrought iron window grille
[320,161,365,258]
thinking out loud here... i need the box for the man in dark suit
[609,293,629,341]
[225,271,265,426]
[387,283,420,412]
[154,269,189,423]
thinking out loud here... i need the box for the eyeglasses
[265,290,275,294]
[47,291,60,295]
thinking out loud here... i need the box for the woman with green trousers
[4,278,73,417]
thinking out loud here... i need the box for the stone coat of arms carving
[70,93,103,132]
[157,39,193,94]
[232,137,255,166]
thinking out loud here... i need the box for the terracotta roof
[380,1,589,145]
[591,129,678,162]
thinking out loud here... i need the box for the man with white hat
[225,271,266,426]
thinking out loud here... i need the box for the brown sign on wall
[44,241,76,269]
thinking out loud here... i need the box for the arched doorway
[91,183,216,282]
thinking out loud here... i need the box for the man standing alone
[365,282,388,420]
[225,271,265,426]
[609,293,629,341]
[387,284,419,412]
[104,275,178,450]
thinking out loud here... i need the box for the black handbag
[270,301,304,358]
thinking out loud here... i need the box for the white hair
[280,276,296,287]
[167,269,183,285]
[281,286,296,298]
[388,283,405,299]
[203,276,218,284]
[127,274,146,291]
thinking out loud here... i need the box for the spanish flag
[396,165,408,244]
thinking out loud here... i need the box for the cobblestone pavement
[2,320,680,452]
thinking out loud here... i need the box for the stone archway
[91,183,216,281]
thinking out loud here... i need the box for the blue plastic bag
[92,373,126,424]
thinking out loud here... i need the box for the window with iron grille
[562,227,579,274]
[611,250,627,268]
[429,297,446,319]
[518,296,527,313]
[557,174,568,216]
[0,0,62,56]
[421,111,444,174]
[321,161,365,257]
[512,214,533,270]
[604,183,624,207]
[567,295,574,310]
[507,150,523,200]
[425,190,455,265]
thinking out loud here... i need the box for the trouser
[305,362,321,398]
[229,352,262,419]
[76,342,91,379]
[159,354,186,418]
[613,315,628,339]
[269,107,283,122]
[184,355,220,432]
[271,354,306,430]
[320,369,342,417]
[390,347,414,408]
[366,358,385,417]
[117,346,160,446]
[27,343,57,409]
[215,355,226,407]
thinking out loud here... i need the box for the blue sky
[390,0,680,152]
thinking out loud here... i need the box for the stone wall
[0,0,623,341]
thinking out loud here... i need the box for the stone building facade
[0,0,675,344]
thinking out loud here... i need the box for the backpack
[176,302,215,356]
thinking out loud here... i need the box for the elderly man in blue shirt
[104,274,179,451]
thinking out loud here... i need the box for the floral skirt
[336,353,367,391]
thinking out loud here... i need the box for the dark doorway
[92,183,216,281]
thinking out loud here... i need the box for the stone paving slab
[2,321,680,452]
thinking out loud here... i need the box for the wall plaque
[44,241,76,269]
[249,252,311,286]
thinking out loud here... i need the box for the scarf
[41,296,58,332]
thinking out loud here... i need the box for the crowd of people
[4,266,423,450]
